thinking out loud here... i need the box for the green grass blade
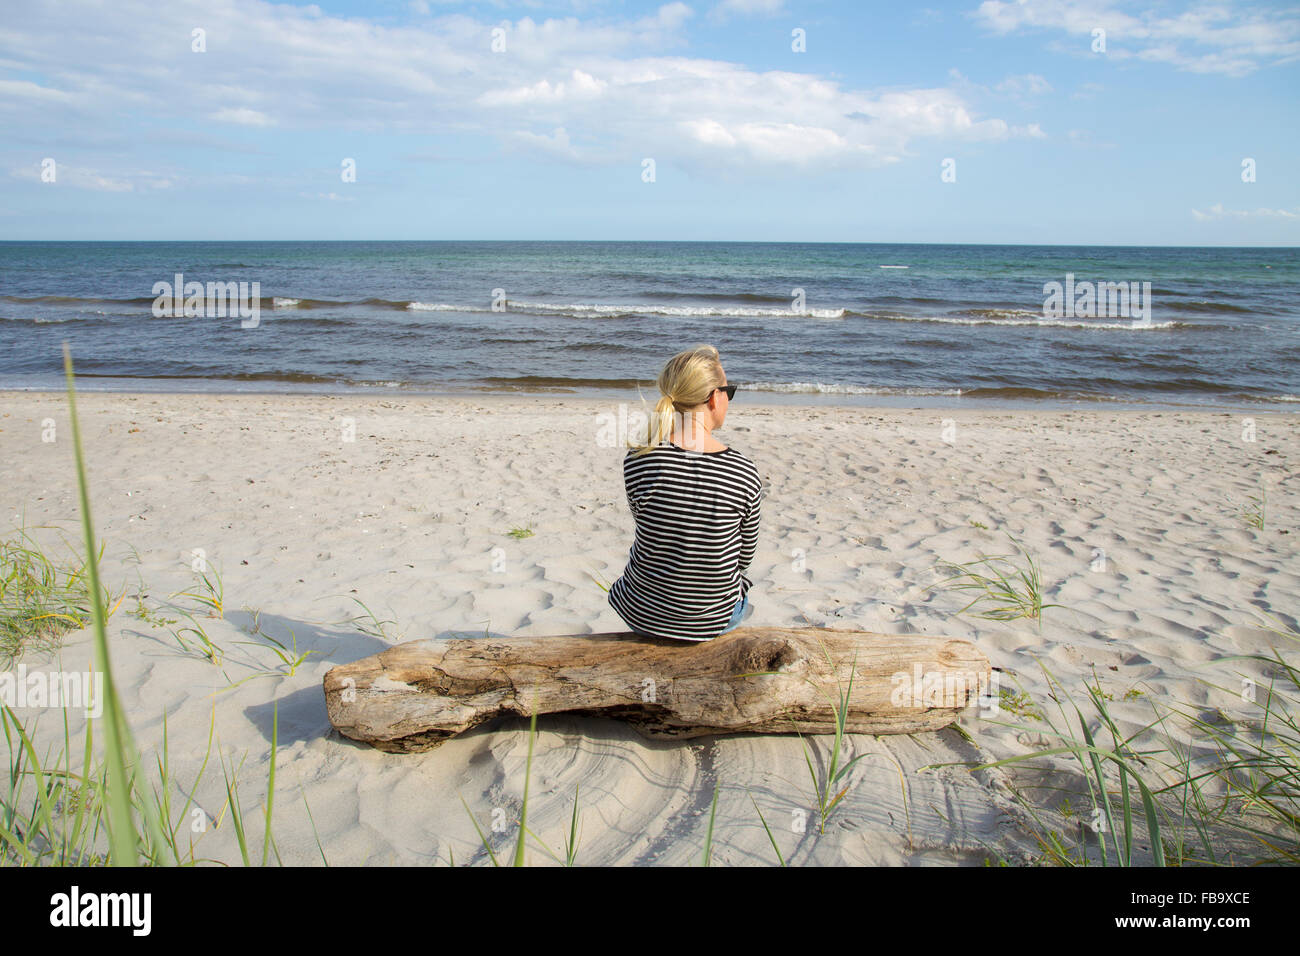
[63,345,139,866]
[750,794,786,866]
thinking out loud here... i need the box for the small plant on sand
[218,705,281,866]
[700,783,720,866]
[999,686,1043,721]
[174,565,225,619]
[170,609,224,665]
[1171,613,1299,863]
[954,664,1173,867]
[791,660,866,835]
[750,795,787,866]
[124,547,176,631]
[460,701,583,867]
[346,596,401,642]
[1239,483,1266,531]
[132,597,177,631]
[746,641,910,838]
[932,535,1060,626]
[236,624,312,677]
[0,524,115,666]
[506,525,535,540]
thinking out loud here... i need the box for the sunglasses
[713,384,737,400]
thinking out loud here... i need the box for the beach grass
[793,645,890,835]
[345,596,401,642]
[949,636,1300,866]
[750,794,787,866]
[459,700,586,867]
[1239,483,1266,531]
[700,783,719,866]
[170,609,225,666]
[235,624,312,677]
[1166,613,1299,863]
[742,641,896,837]
[173,565,225,619]
[951,664,1171,866]
[0,524,114,668]
[932,535,1061,626]
[0,347,285,867]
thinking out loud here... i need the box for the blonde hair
[628,344,726,457]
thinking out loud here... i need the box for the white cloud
[210,108,276,127]
[0,0,1022,173]
[995,73,1052,95]
[0,79,75,105]
[512,126,582,160]
[972,0,1300,77]
[479,69,607,105]
[1191,202,1299,221]
[10,163,134,191]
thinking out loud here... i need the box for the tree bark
[323,626,991,753]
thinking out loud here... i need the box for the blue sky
[1,0,1297,244]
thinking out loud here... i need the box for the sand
[1,390,1296,865]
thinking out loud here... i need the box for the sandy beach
[1,390,1296,865]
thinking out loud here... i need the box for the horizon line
[1,239,1297,249]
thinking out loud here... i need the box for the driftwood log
[324,626,991,753]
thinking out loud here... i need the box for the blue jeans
[716,593,752,635]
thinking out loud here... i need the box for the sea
[1,241,1296,409]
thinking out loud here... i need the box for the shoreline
[3,385,1297,415]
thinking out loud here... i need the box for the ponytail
[627,345,725,457]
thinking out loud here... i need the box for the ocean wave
[406,301,490,312]
[743,381,963,396]
[858,312,1179,330]
[1,294,156,306]
[962,308,1045,319]
[640,290,794,304]
[509,300,846,319]
[1167,300,1259,315]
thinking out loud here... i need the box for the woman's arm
[738,482,763,575]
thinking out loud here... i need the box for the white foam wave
[273,297,301,308]
[406,302,490,312]
[511,300,845,319]
[877,314,1177,330]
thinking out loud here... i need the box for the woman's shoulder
[718,447,763,494]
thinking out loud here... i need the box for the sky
[1,0,1297,244]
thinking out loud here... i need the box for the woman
[608,344,765,641]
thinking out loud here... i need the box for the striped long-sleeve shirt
[608,439,765,641]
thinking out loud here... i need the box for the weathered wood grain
[324,626,991,752]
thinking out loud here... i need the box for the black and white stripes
[608,440,765,641]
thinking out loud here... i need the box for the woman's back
[608,440,765,641]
